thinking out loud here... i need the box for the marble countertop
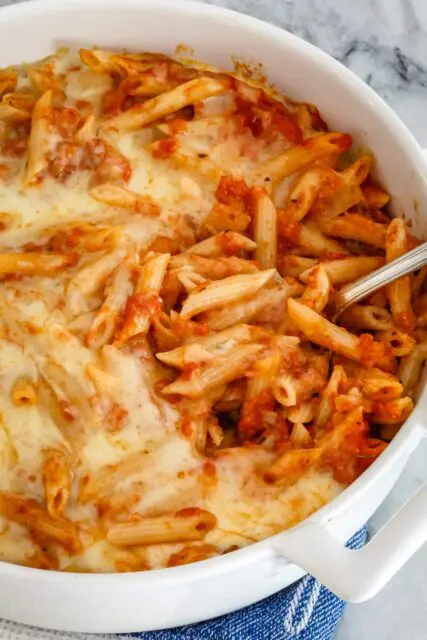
[0,0,426,639]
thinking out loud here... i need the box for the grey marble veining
[198,0,427,148]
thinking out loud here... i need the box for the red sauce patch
[358,334,394,372]
[151,137,178,159]
[203,461,216,478]
[215,175,252,207]
[277,209,302,247]
[2,138,27,158]
[238,389,275,440]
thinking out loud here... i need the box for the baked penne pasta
[385,218,416,332]
[299,256,385,286]
[252,189,277,269]
[0,46,420,574]
[315,365,345,428]
[0,492,81,553]
[87,263,134,349]
[156,324,266,369]
[339,305,393,332]
[169,254,258,279]
[398,342,427,398]
[24,89,53,185]
[66,247,128,317]
[204,279,303,331]
[114,253,170,345]
[180,269,275,320]
[279,256,317,278]
[42,448,71,518]
[185,232,256,258]
[300,264,330,313]
[90,183,159,216]
[287,298,395,371]
[162,343,262,398]
[255,133,352,183]
[323,214,387,249]
[107,508,217,546]
[0,252,72,277]
[375,327,416,357]
[103,77,229,132]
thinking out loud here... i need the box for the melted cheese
[0,48,345,572]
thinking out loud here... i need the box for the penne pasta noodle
[252,189,277,269]
[107,508,217,546]
[280,166,339,221]
[162,343,262,398]
[180,269,275,320]
[375,327,416,357]
[204,280,303,331]
[298,223,348,258]
[315,365,345,428]
[80,48,166,76]
[342,154,373,186]
[272,371,299,407]
[245,353,282,401]
[361,182,390,209]
[385,218,416,333]
[89,183,159,216]
[67,311,98,336]
[42,448,71,519]
[66,247,128,317]
[339,361,404,401]
[290,422,313,448]
[0,252,72,277]
[0,492,81,553]
[300,264,330,313]
[167,543,218,567]
[287,298,395,372]
[0,69,17,97]
[319,407,366,453]
[299,256,385,286]
[102,77,229,132]
[25,89,53,185]
[156,323,266,369]
[279,256,317,278]
[114,253,170,345]
[185,232,256,258]
[87,263,134,349]
[39,358,101,428]
[370,397,413,424]
[339,305,393,332]
[255,133,352,183]
[263,448,321,486]
[323,213,387,249]
[168,254,258,279]
[398,342,427,398]
[287,399,318,424]
[75,113,97,145]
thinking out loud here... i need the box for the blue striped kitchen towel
[123,527,367,640]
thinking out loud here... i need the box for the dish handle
[272,476,427,602]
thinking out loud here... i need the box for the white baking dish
[0,0,427,632]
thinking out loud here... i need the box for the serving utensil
[332,241,427,320]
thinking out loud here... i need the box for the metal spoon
[331,242,427,321]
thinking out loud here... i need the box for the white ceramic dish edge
[0,0,426,632]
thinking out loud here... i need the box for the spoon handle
[334,241,427,317]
